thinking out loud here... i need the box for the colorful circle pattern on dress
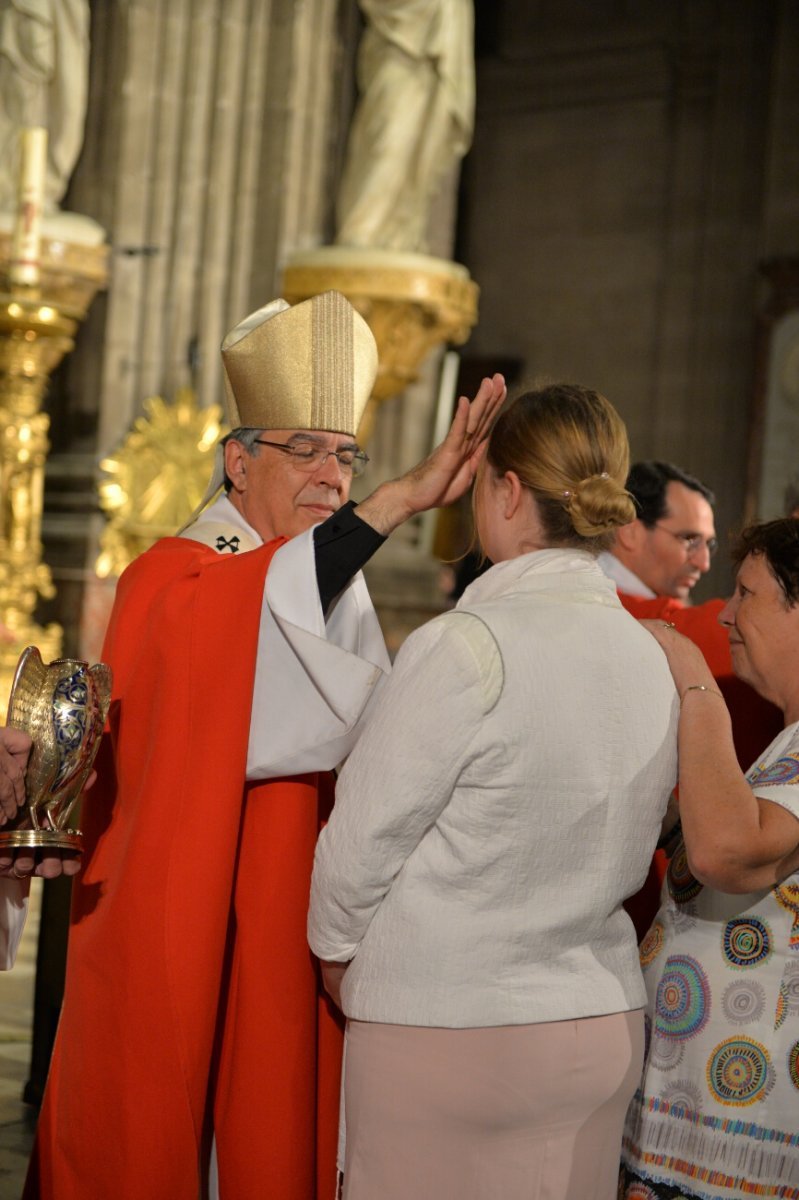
[748,753,799,785]
[774,882,799,950]
[624,1182,659,1200]
[670,902,698,933]
[662,1078,703,1116]
[721,979,766,1026]
[654,955,711,1041]
[706,1037,772,1106]
[722,917,771,969]
[781,961,799,1013]
[640,921,664,968]
[667,843,703,905]
[788,1042,799,1091]
[649,1032,684,1071]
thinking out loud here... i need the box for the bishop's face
[224,430,356,541]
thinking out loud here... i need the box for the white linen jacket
[308,549,679,1027]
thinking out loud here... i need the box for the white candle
[9,127,48,288]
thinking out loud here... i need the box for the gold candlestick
[9,128,47,289]
[0,294,79,698]
[0,130,108,714]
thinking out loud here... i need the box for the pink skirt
[342,1010,644,1200]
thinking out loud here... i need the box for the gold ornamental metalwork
[0,233,108,717]
[97,387,227,579]
[0,295,73,663]
[0,646,112,851]
[283,247,479,443]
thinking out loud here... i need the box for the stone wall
[460,0,799,597]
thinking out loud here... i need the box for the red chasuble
[25,537,344,1200]
[619,592,782,941]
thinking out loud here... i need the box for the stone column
[68,0,345,451]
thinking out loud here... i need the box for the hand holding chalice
[0,646,112,852]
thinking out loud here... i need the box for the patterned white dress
[623,720,799,1200]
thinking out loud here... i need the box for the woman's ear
[502,471,524,519]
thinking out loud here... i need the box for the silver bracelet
[681,684,724,701]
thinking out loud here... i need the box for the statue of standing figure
[0,0,90,212]
[335,0,475,254]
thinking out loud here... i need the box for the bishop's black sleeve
[313,501,386,615]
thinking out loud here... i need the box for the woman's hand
[639,618,717,697]
[321,960,349,1010]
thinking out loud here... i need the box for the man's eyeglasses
[253,438,369,478]
[654,524,718,558]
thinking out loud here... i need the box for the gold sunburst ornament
[96,387,227,578]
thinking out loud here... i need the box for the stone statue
[335,0,475,254]
[0,0,90,212]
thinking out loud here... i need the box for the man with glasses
[600,460,781,937]
[25,292,505,1200]
[600,461,778,754]
[599,460,718,604]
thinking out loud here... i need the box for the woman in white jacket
[308,383,679,1200]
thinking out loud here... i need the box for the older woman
[308,384,679,1200]
[623,518,799,1200]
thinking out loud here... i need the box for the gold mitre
[221,291,378,436]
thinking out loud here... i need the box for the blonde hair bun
[484,382,633,553]
[565,473,636,538]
